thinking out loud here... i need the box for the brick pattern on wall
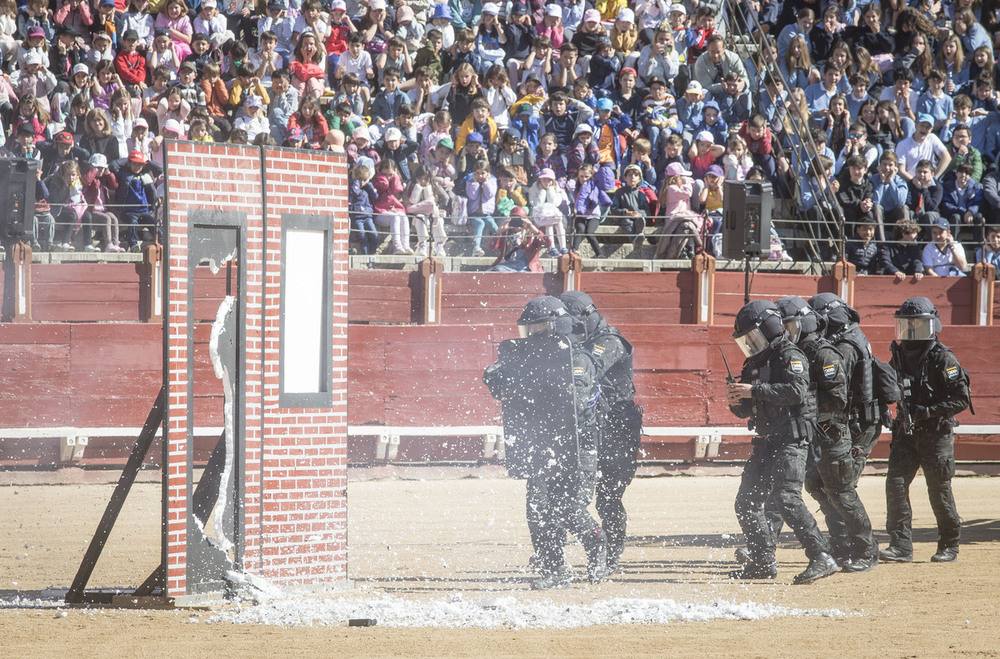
[163,141,348,598]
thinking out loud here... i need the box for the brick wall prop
[162,141,348,601]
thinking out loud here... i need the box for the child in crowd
[456,131,489,181]
[941,162,985,244]
[722,135,753,181]
[881,220,925,280]
[923,216,968,276]
[687,130,724,179]
[568,162,611,257]
[405,163,449,257]
[528,167,570,256]
[846,220,881,274]
[372,158,411,255]
[465,161,499,257]
[975,226,1000,273]
[349,163,380,257]
[654,161,702,259]
[456,98,497,151]
[610,163,651,253]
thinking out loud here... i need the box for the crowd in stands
[2,0,1000,271]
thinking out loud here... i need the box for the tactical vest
[746,339,817,440]
[589,327,636,405]
[834,324,878,425]
[799,336,847,423]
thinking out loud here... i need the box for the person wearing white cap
[194,0,236,51]
[528,167,571,256]
[9,51,58,116]
[476,2,506,71]
[234,94,269,142]
[83,153,126,253]
[610,8,638,56]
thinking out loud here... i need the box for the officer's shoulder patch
[823,364,837,379]
[790,360,804,374]
[592,344,606,356]
[573,366,585,376]
[946,365,959,380]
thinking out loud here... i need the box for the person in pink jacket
[372,158,412,254]
[654,161,704,259]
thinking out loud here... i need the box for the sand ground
[1,470,998,657]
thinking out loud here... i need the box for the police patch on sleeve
[823,364,837,379]
[790,360,804,374]
[946,366,959,380]
[573,366,585,376]
[592,344,606,356]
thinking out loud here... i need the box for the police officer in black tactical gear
[560,291,643,575]
[880,297,971,564]
[483,296,609,589]
[777,297,879,573]
[727,300,839,585]
[808,293,887,469]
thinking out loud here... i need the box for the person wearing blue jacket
[870,150,911,230]
[940,162,985,244]
[592,97,631,174]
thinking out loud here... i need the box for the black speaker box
[0,158,38,243]
[721,180,773,259]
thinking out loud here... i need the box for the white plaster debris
[209,295,237,553]
[205,593,848,629]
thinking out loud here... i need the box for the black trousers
[527,449,602,572]
[595,402,642,560]
[735,436,832,564]
[885,426,960,553]
[805,422,878,561]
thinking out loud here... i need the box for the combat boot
[931,547,958,563]
[841,555,879,573]
[530,565,571,590]
[734,547,751,564]
[606,543,624,576]
[793,552,838,584]
[582,526,608,584]
[728,561,777,580]
[878,546,914,562]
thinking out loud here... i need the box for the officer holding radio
[727,300,838,585]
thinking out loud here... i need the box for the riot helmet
[733,300,784,357]
[517,296,575,338]
[894,297,941,341]
[560,290,601,338]
[808,292,857,334]
[776,296,820,343]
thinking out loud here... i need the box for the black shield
[496,333,579,479]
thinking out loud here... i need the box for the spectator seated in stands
[940,162,985,245]
[487,214,551,272]
[845,220,882,275]
[976,226,1000,278]
[882,220,925,281]
[923,216,968,277]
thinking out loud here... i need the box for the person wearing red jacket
[114,29,147,93]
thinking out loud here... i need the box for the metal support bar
[133,564,166,597]
[65,385,167,604]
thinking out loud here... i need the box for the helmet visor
[895,316,936,341]
[783,319,801,344]
[518,319,554,338]
[734,326,771,357]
